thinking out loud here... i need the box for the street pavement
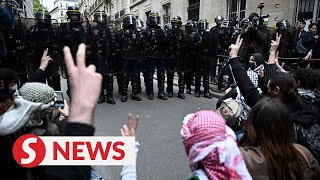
[62,76,221,180]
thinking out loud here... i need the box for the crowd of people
[1,2,320,180]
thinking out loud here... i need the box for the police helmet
[171,16,182,27]
[276,19,288,30]
[148,12,160,26]
[214,15,224,23]
[36,9,51,23]
[94,10,107,24]
[240,18,250,27]
[197,19,208,31]
[66,6,80,20]
[185,20,196,32]
[123,14,136,27]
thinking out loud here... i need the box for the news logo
[12,135,135,168]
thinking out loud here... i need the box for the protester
[239,97,320,179]
[0,5,11,60]
[229,34,320,162]
[181,110,252,179]
[296,23,318,67]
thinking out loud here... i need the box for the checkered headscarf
[181,110,252,180]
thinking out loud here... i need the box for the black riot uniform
[117,14,145,102]
[166,16,186,99]
[91,10,117,104]
[1,2,28,85]
[274,20,293,59]
[184,20,197,94]
[61,6,90,98]
[144,12,169,100]
[209,15,226,79]
[191,19,212,99]
[31,10,61,90]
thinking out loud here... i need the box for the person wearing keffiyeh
[181,110,252,180]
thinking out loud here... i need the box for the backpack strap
[294,144,310,169]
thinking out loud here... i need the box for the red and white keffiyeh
[181,110,252,180]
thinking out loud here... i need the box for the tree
[33,0,45,13]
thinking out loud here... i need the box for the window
[296,0,315,21]
[66,3,69,8]
[60,2,63,7]
[228,0,246,19]
[163,3,170,24]
[188,0,200,21]
[61,10,64,17]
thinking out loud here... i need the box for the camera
[257,3,265,10]
[54,91,64,109]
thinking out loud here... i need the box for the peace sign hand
[270,33,281,52]
[229,35,243,59]
[121,113,140,139]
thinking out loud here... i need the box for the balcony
[89,0,104,15]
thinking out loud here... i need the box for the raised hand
[121,113,140,139]
[270,33,281,52]
[229,35,243,59]
[39,48,53,71]
[64,44,102,125]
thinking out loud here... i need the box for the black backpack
[290,97,320,162]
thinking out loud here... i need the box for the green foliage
[33,0,45,13]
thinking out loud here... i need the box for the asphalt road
[87,81,218,180]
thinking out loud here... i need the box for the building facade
[50,0,78,23]
[14,0,34,18]
[78,0,320,28]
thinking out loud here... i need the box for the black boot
[116,73,123,96]
[203,76,212,99]
[167,72,174,98]
[147,74,154,100]
[178,72,185,99]
[105,74,116,104]
[131,73,142,101]
[194,75,201,97]
[98,89,105,103]
[143,71,149,95]
[137,74,142,94]
[121,74,129,102]
[185,72,192,94]
[158,73,167,100]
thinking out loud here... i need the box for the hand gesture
[229,35,243,59]
[39,48,53,71]
[58,100,70,117]
[64,44,102,125]
[270,33,281,52]
[121,113,139,139]
[303,51,312,61]
[258,65,264,78]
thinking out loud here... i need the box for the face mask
[248,61,256,69]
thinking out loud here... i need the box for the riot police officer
[192,19,212,99]
[275,19,293,58]
[32,10,61,90]
[209,15,227,80]
[144,12,169,100]
[61,6,90,98]
[91,10,116,104]
[166,16,186,99]
[184,20,197,94]
[1,1,28,85]
[117,14,144,102]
